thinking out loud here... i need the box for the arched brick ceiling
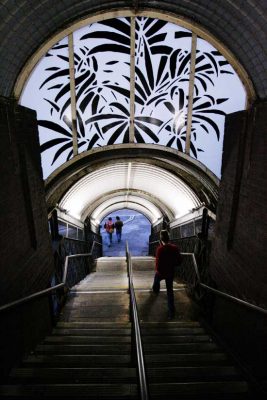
[0,1,266,99]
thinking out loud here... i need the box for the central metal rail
[126,242,150,400]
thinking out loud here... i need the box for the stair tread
[35,344,131,354]
[52,328,131,336]
[0,383,138,398]
[22,354,132,367]
[56,322,131,328]
[140,328,205,335]
[9,367,137,383]
[145,352,229,367]
[143,343,219,353]
[149,380,249,394]
[141,321,200,327]
[142,335,211,343]
[44,335,131,344]
[146,365,242,381]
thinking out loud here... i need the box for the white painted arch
[59,161,201,226]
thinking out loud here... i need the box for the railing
[126,242,150,400]
[0,240,102,313]
[181,252,267,316]
[149,239,267,316]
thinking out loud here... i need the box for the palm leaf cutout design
[37,17,235,171]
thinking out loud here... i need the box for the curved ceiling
[0,1,266,99]
[90,194,164,225]
[58,161,201,224]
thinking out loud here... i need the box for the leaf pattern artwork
[20,16,246,178]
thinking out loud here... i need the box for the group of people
[104,216,123,247]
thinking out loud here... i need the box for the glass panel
[20,37,71,179]
[68,224,78,239]
[73,18,131,150]
[191,37,247,177]
[78,229,84,240]
[58,220,67,237]
[180,223,194,238]
[134,17,191,151]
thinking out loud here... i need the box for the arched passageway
[100,209,151,256]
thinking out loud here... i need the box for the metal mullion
[68,33,78,156]
[185,33,197,154]
[129,16,136,143]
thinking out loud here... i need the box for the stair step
[145,353,228,367]
[143,342,219,353]
[142,335,211,344]
[61,317,130,323]
[141,327,205,335]
[149,381,249,398]
[146,366,241,382]
[52,328,131,336]
[44,335,131,344]
[35,344,131,355]
[61,306,129,317]
[0,383,138,398]
[22,354,132,367]
[141,321,200,328]
[56,322,131,329]
[9,367,137,383]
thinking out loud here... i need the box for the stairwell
[0,256,253,399]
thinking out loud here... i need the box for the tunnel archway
[45,145,219,235]
[100,209,151,256]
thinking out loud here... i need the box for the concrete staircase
[141,321,250,399]
[4,321,138,399]
[0,257,252,399]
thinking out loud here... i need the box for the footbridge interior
[0,1,267,399]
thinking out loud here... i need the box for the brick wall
[209,101,267,378]
[0,97,54,376]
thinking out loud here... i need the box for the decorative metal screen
[73,18,131,150]
[134,17,191,149]
[20,16,246,179]
[21,37,71,178]
[192,38,246,176]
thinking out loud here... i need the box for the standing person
[104,217,114,247]
[114,216,123,242]
[152,230,182,319]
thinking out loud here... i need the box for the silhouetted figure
[152,230,182,319]
[114,216,124,242]
[104,217,114,247]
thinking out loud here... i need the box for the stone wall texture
[209,102,267,377]
[0,97,54,376]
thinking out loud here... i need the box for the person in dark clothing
[152,230,182,319]
[114,216,123,242]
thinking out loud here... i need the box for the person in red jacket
[152,230,182,319]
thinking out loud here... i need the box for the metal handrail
[126,242,149,400]
[0,240,102,313]
[182,252,267,316]
[149,240,267,316]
